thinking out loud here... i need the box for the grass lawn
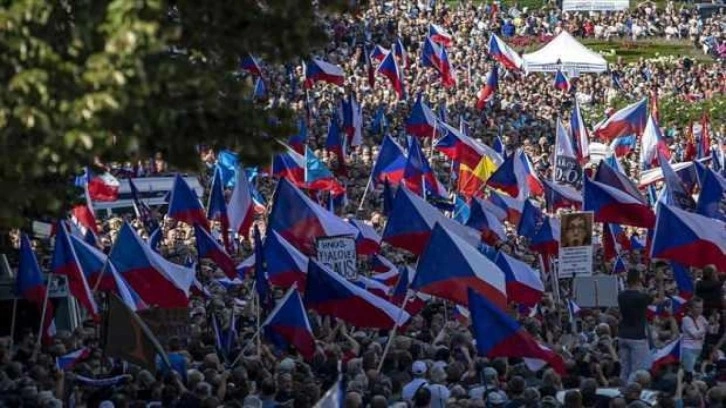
[581,38,713,63]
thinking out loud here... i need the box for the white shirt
[682,315,708,350]
[427,384,451,408]
[402,378,428,401]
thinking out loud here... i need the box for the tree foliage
[0,0,348,228]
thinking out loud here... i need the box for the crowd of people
[2,0,726,407]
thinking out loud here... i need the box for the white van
[93,176,204,218]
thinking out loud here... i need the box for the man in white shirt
[402,361,428,401]
[426,365,451,408]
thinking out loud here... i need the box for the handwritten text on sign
[316,236,358,279]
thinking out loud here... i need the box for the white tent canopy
[522,31,608,74]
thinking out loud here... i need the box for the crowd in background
[2,0,726,407]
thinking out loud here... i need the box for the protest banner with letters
[555,156,583,188]
[315,235,358,280]
[558,212,594,278]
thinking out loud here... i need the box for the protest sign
[316,235,358,279]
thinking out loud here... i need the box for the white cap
[412,360,427,376]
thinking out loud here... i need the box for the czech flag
[583,176,656,228]
[268,179,358,254]
[406,94,438,138]
[553,69,570,92]
[640,115,671,169]
[651,204,726,271]
[495,252,543,307]
[466,200,508,245]
[487,34,523,71]
[541,179,583,212]
[593,98,648,141]
[109,223,194,308]
[650,337,681,373]
[420,36,443,70]
[435,121,503,170]
[51,223,98,317]
[304,58,345,88]
[377,50,405,100]
[487,149,543,199]
[695,168,726,221]
[370,135,407,186]
[489,190,525,225]
[610,135,637,157]
[239,54,262,76]
[304,260,410,329]
[349,219,381,256]
[413,223,507,308]
[403,137,446,198]
[382,185,480,255]
[194,224,236,279]
[272,144,306,187]
[370,45,389,62]
[262,285,316,360]
[438,47,457,88]
[56,348,91,371]
[17,234,55,340]
[468,289,566,374]
[429,23,453,46]
[265,230,308,289]
[594,160,644,203]
[167,174,208,230]
[476,65,498,110]
[571,100,590,164]
[227,171,256,239]
[69,234,145,312]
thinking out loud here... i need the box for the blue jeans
[681,347,701,373]
[619,338,652,383]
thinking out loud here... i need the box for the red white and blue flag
[304,58,345,88]
[413,223,507,308]
[593,98,648,141]
[651,204,726,270]
[429,23,453,46]
[468,289,565,374]
[487,34,523,71]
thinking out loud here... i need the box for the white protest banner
[316,235,358,280]
[558,212,594,278]
[562,0,628,11]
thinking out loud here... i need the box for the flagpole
[376,289,413,374]
[36,273,53,353]
[255,291,261,358]
[92,257,110,293]
[9,298,17,350]
[357,176,373,211]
